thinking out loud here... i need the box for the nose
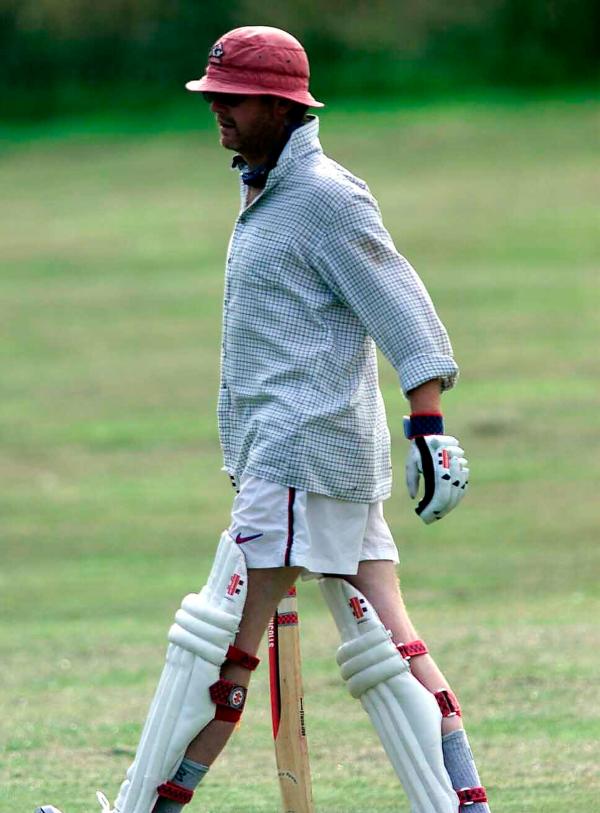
[210,100,228,114]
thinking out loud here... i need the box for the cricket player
[38,25,490,813]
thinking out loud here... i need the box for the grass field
[1,95,599,812]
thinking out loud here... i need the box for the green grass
[1,96,599,812]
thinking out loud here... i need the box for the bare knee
[234,565,302,655]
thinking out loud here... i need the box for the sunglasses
[202,91,248,107]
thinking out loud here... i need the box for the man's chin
[218,128,239,150]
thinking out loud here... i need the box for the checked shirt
[218,116,458,502]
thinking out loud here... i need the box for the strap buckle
[457,785,488,806]
[210,679,248,723]
[434,687,462,717]
[156,781,194,804]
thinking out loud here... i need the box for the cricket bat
[268,586,315,813]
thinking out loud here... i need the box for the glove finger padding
[408,435,468,524]
[447,457,469,512]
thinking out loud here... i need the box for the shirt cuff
[398,354,459,396]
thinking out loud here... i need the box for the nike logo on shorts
[235,532,264,544]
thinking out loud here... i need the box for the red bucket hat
[185,25,324,108]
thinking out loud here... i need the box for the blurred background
[1,3,599,813]
[1,0,599,118]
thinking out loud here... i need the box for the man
[37,25,490,813]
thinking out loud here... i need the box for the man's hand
[403,414,469,524]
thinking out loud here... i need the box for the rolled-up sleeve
[310,195,459,395]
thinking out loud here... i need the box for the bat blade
[268,586,314,813]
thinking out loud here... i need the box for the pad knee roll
[320,577,457,813]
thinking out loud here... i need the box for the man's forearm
[407,379,442,415]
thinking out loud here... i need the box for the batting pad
[114,531,247,813]
[320,578,457,813]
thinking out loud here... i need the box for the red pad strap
[397,639,429,659]
[457,786,488,806]
[209,679,247,723]
[226,644,260,671]
[156,781,194,804]
[434,688,462,717]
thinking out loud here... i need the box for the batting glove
[404,413,469,524]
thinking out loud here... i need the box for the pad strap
[210,679,248,722]
[156,781,194,804]
[396,643,462,718]
[397,639,429,659]
[457,786,488,806]
[435,688,462,718]
[226,644,260,671]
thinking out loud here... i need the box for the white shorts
[226,474,399,575]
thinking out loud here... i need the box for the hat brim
[185,76,324,108]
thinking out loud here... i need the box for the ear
[274,98,294,121]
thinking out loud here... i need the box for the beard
[218,105,284,165]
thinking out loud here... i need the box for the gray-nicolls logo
[210,42,224,59]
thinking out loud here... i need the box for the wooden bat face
[268,586,315,813]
